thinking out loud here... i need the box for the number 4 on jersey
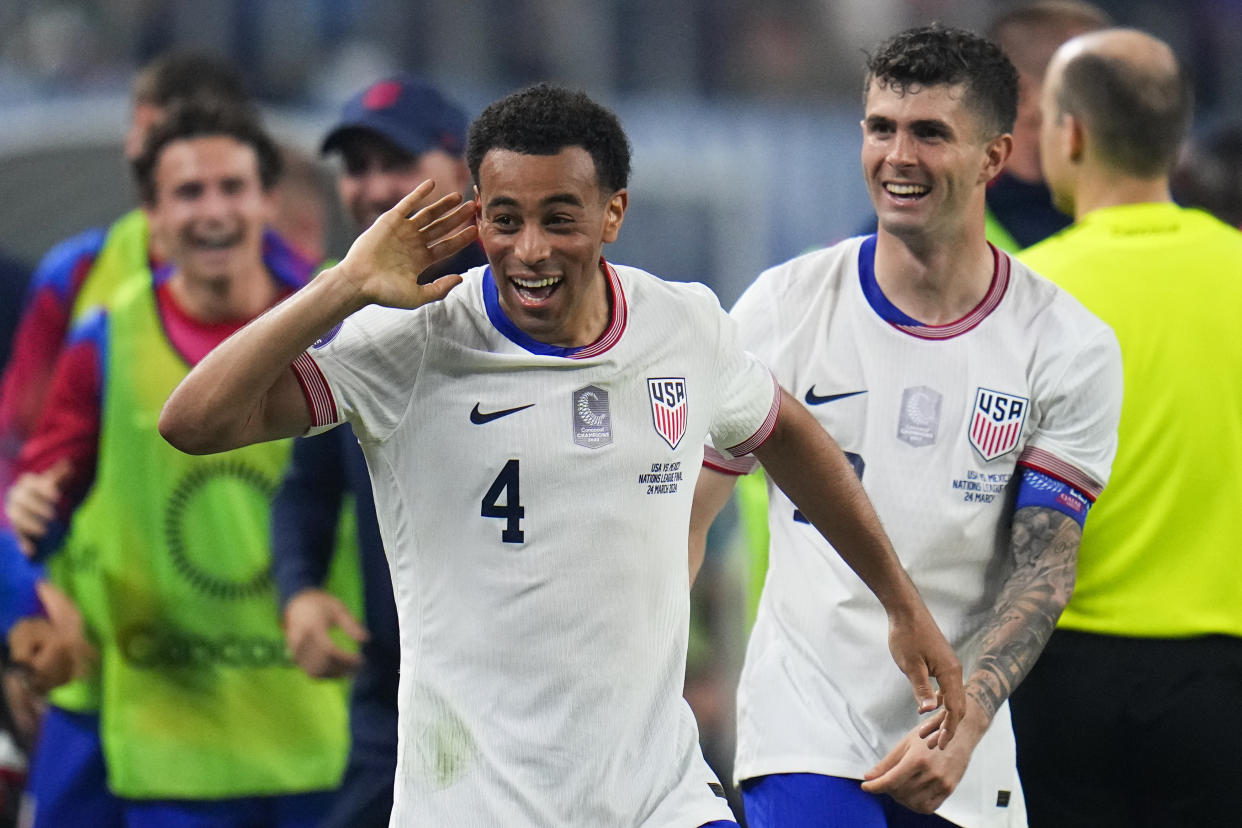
[481,459,525,543]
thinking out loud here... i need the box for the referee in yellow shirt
[1009,27,1242,828]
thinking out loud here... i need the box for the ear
[598,192,625,245]
[979,133,1013,185]
[1065,114,1086,163]
[601,189,628,244]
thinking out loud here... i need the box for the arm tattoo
[966,506,1080,721]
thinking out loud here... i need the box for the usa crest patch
[969,388,1028,461]
[647,377,687,450]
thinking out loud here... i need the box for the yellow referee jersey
[1020,203,1242,637]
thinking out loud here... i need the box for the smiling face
[476,147,626,348]
[336,131,468,233]
[861,80,1009,245]
[146,134,273,287]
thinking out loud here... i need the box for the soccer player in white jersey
[690,27,1123,828]
[157,85,964,827]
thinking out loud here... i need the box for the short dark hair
[864,25,1019,138]
[466,84,631,194]
[988,1,1112,76]
[1056,49,1192,178]
[132,103,282,205]
[132,52,253,112]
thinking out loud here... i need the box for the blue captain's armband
[1014,466,1092,527]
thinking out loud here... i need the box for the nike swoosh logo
[470,403,535,424]
[804,388,867,406]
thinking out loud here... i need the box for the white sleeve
[729,268,785,371]
[1018,326,1123,500]
[707,300,781,460]
[700,269,787,470]
[292,304,430,443]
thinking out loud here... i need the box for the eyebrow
[864,115,953,135]
[486,193,585,209]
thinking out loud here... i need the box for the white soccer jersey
[294,262,778,827]
[725,236,1121,828]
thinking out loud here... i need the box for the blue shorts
[25,706,332,828]
[741,773,960,828]
[26,706,123,828]
[124,790,333,828]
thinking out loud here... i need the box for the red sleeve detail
[724,374,782,457]
[290,353,338,427]
[1017,445,1104,501]
[703,445,759,476]
[15,340,101,521]
[0,290,74,484]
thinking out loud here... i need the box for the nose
[514,223,550,265]
[198,185,232,222]
[887,129,917,167]
[359,169,397,205]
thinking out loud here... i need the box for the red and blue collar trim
[857,234,1010,340]
[482,258,627,358]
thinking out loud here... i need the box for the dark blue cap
[321,75,468,159]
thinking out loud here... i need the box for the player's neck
[873,228,994,326]
[1072,172,1173,221]
[166,261,280,324]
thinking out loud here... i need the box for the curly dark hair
[466,84,631,194]
[864,25,1019,138]
[132,102,282,205]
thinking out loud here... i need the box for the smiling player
[0,103,347,827]
[158,84,964,827]
[690,26,1123,828]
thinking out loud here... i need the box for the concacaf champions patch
[573,385,612,449]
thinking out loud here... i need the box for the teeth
[193,235,240,249]
[886,183,929,196]
[513,276,560,289]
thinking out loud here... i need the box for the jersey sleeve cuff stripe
[1018,446,1103,501]
[725,373,781,458]
[290,352,338,427]
[703,445,757,476]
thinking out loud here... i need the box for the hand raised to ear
[337,180,478,311]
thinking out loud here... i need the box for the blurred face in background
[145,135,273,288]
[336,131,469,234]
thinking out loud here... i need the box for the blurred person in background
[692,25,1122,828]
[0,103,348,828]
[1170,120,1242,228]
[1010,28,1242,828]
[0,51,265,824]
[984,0,1112,251]
[271,74,485,828]
[0,52,255,492]
[0,51,322,496]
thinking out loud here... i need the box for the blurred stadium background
[1,1,1239,816]
[1,0,1239,305]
